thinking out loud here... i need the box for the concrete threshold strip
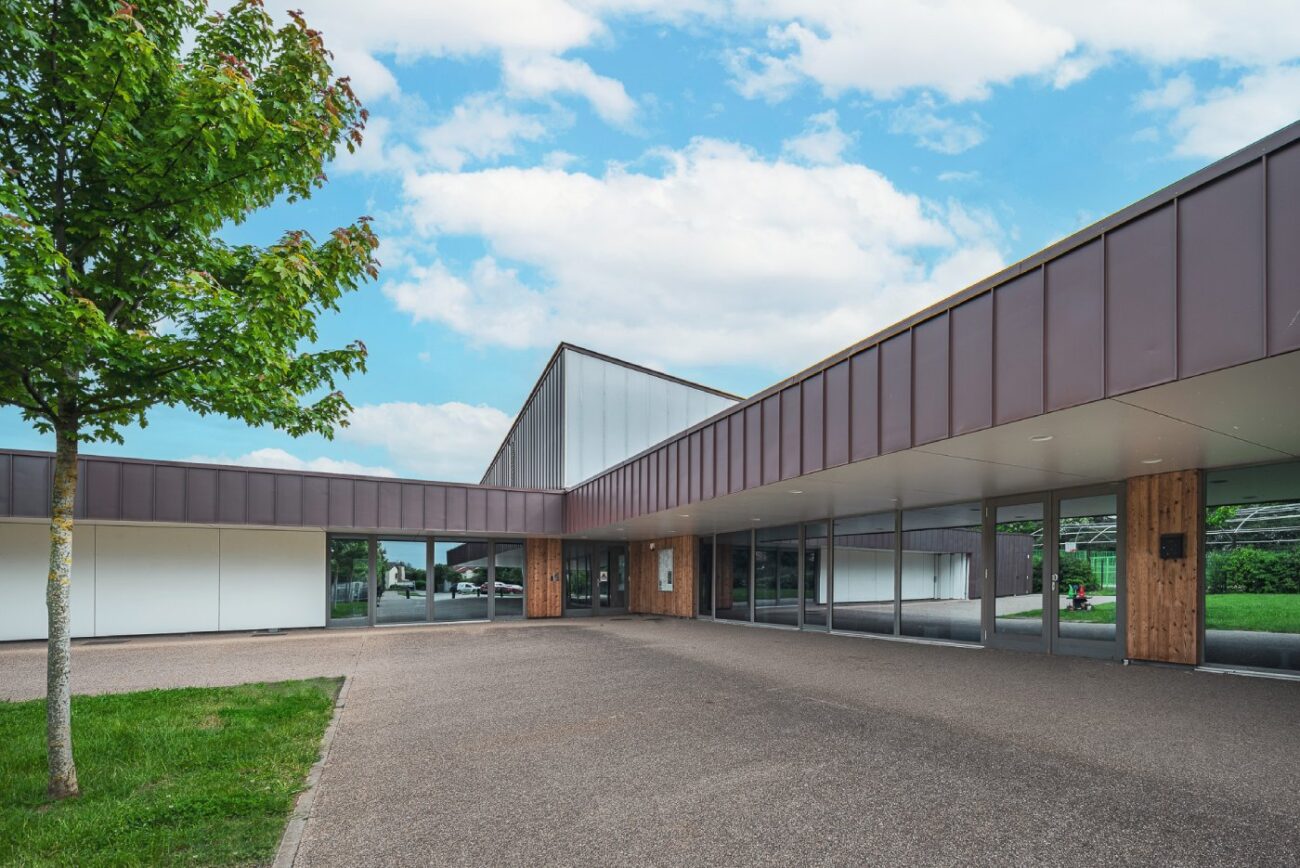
[273,674,353,868]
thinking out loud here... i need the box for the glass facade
[493,542,526,618]
[754,525,799,627]
[328,538,370,627]
[900,503,982,643]
[439,540,490,622]
[1055,495,1119,646]
[831,513,895,635]
[376,539,428,625]
[802,523,828,630]
[698,537,714,617]
[992,501,1045,638]
[715,530,752,622]
[1204,462,1300,673]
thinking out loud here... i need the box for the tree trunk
[46,423,79,800]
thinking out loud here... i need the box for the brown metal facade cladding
[0,451,564,536]
[564,122,1300,535]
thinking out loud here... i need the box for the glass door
[984,487,1124,659]
[1051,488,1123,660]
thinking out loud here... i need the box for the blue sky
[4,1,1300,481]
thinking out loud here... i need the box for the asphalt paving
[1,618,1298,866]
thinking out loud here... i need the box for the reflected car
[454,581,480,595]
[481,581,524,595]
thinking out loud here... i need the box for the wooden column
[628,536,698,618]
[525,538,563,618]
[1126,470,1202,664]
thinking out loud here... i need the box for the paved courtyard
[2,618,1298,866]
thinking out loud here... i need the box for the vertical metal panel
[658,447,670,511]
[248,472,275,525]
[441,486,463,531]
[1268,142,1300,354]
[950,293,993,435]
[354,480,378,529]
[186,468,217,523]
[779,385,801,480]
[993,269,1045,425]
[688,431,702,504]
[507,491,526,533]
[731,412,747,494]
[666,442,679,509]
[328,478,353,527]
[13,455,49,517]
[849,348,879,461]
[824,360,849,468]
[741,403,759,488]
[155,465,185,522]
[86,459,121,520]
[761,395,781,485]
[701,425,715,501]
[802,372,824,474]
[74,460,86,520]
[912,315,950,445]
[1106,204,1177,395]
[1178,163,1265,377]
[525,491,544,531]
[0,453,9,515]
[645,451,656,513]
[544,492,563,535]
[486,489,506,530]
[378,481,401,528]
[400,483,423,529]
[880,333,912,454]
[425,485,447,530]
[276,475,302,526]
[466,488,487,531]
[303,476,328,526]
[217,469,245,524]
[121,462,153,521]
[1045,239,1105,411]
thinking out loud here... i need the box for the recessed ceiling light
[678,514,690,518]
[788,490,803,495]
[751,517,762,522]
[1140,457,1164,465]
[1029,434,1054,442]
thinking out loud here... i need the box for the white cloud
[782,109,852,165]
[937,169,980,183]
[1166,65,1300,159]
[889,95,987,154]
[392,138,1004,372]
[418,94,550,171]
[340,402,514,482]
[186,447,396,478]
[503,54,637,125]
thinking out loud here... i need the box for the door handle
[1051,573,1059,590]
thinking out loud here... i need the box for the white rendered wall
[0,523,96,641]
[563,349,736,487]
[0,522,326,641]
[217,529,325,631]
[821,548,971,603]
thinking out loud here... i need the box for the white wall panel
[95,525,220,636]
[218,529,325,630]
[0,522,96,641]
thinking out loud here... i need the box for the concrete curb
[273,674,353,868]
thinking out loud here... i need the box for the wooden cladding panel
[1126,470,1202,664]
[628,535,697,618]
[525,538,564,618]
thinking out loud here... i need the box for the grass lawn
[1205,594,1300,633]
[0,678,340,867]
[330,601,367,619]
[1004,595,1299,633]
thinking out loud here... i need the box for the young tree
[0,0,378,799]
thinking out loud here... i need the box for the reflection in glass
[437,540,490,621]
[328,538,369,626]
[802,523,829,630]
[755,525,799,627]
[993,503,1044,637]
[831,513,895,635]
[698,537,714,617]
[493,541,526,618]
[715,530,752,622]
[1056,496,1118,644]
[375,539,429,625]
[1205,462,1300,672]
[899,504,982,642]
[565,546,592,612]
